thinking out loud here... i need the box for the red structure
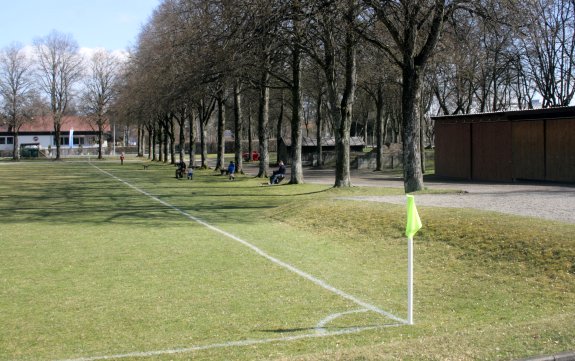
[432,106,575,183]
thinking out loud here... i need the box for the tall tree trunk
[375,83,385,171]
[316,90,323,168]
[216,92,225,171]
[290,29,304,184]
[54,117,62,160]
[157,121,163,162]
[257,58,270,178]
[323,33,341,179]
[177,108,186,162]
[188,108,196,168]
[335,21,356,188]
[233,80,243,174]
[198,98,215,169]
[363,113,368,143]
[163,124,169,163]
[200,116,208,168]
[402,66,424,192]
[247,105,253,161]
[420,112,426,174]
[150,124,156,161]
[276,91,284,164]
[136,126,142,158]
[12,129,20,161]
[98,125,104,160]
[168,114,175,164]
[150,127,154,160]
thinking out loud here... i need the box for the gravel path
[343,188,575,224]
[244,164,575,225]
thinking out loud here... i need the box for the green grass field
[1,159,574,361]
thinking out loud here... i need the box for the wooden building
[432,106,575,183]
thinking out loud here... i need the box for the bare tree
[520,0,575,107]
[288,0,305,184]
[82,50,122,159]
[0,43,37,160]
[430,12,479,115]
[34,31,83,160]
[197,95,216,168]
[358,40,400,171]
[304,0,363,187]
[364,0,467,192]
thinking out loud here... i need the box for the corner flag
[405,195,422,239]
[405,194,421,325]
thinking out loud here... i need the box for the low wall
[354,145,403,169]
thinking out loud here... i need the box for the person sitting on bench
[269,160,286,184]
[175,160,186,178]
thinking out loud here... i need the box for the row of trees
[0,31,122,160]
[2,1,573,192]
[115,0,575,192]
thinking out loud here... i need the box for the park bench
[271,174,285,184]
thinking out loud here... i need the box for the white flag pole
[407,235,414,325]
[405,194,421,326]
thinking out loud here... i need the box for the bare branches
[520,0,575,107]
[34,30,83,159]
[82,50,122,159]
[0,43,38,160]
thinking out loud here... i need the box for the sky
[0,0,161,55]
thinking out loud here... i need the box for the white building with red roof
[0,115,111,156]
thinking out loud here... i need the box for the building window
[0,136,14,145]
[60,136,85,145]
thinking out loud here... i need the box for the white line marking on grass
[57,324,402,361]
[74,164,407,360]
[316,309,370,334]
[93,164,405,324]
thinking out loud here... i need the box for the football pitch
[1,159,574,361]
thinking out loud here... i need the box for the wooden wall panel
[435,122,471,179]
[472,122,513,181]
[546,119,575,182]
[512,121,545,180]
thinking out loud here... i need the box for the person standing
[227,161,236,181]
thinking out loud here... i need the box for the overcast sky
[0,0,160,54]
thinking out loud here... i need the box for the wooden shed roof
[431,106,575,123]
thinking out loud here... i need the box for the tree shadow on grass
[0,163,333,228]
[259,322,400,334]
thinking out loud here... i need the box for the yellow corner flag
[405,195,422,239]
